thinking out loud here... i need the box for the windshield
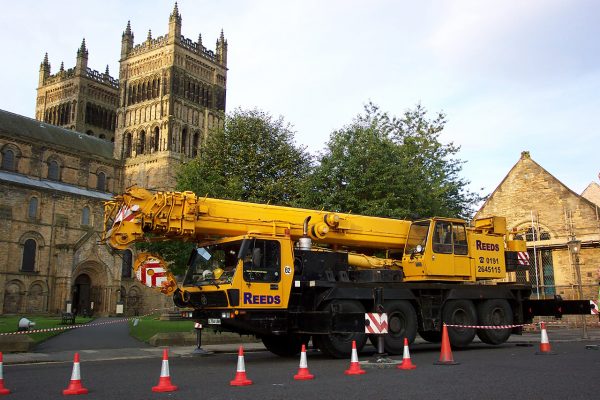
[405,221,430,255]
[183,241,242,286]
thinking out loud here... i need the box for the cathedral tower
[115,2,228,191]
[35,40,119,141]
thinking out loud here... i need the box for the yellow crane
[102,187,590,358]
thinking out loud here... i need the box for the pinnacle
[60,61,64,72]
[147,29,152,41]
[125,20,132,35]
[171,2,180,18]
[43,52,49,65]
[105,65,110,75]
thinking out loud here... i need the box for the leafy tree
[177,108,312,205]
[302,102,480,220]
[137,108,312,274]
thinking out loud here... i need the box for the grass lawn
[0,316,94,344]
[129,316,195,343]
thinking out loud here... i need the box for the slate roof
[0,108,115,160]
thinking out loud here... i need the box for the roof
[581,182,600,206]
[0,170,112,200]
[0,108,115,160]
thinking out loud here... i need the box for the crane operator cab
[179,235,294,311]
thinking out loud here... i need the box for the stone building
[475,151,599,321]
[0,3,228,316]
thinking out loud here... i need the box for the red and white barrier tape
[0,308,168,336]
[445,320,599,330]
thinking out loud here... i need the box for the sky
[1,0,598,198]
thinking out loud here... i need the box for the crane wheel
[316,300,367,358]
[476,299,513,345]
[442,299,477,348]
[261,334,310,357]
[369,300,417,354]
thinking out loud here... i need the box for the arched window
[192,132,200,157]
[81,206,90,226]
[152,127,160,152]
[1,149,15,171]
[124,133,132,157]
[122,250,132,278]
[28,197,38,220]
[97,172,106,191]
[48,159,60,180]
[138,131,146,154]
[21,239,36,272]
[181,128,188,155]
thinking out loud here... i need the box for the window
[181,128,187,155]
[124,132,132,157]
[242,239,281,283]
[21,239,36,272]
[432,221,453,254]
[28,197,38,220]
[48,160,60,180]
[1,149,15,171]
[122,250,132,278]
[138,131,146,154]
[97,172,106,191]
[81,206,90,226]
[453,224,468,255]
[152,127,160,152]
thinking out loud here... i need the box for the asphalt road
[4,340,600,400]
[34,318,148,352]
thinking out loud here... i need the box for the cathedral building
[0,3,228,316]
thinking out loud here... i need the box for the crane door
[428,221,471,277]
[239,239,285,309]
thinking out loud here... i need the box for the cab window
[453,224,468,255]
[432,221,453,254]
[242,240,281,283]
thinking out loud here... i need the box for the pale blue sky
[1,0,598,197]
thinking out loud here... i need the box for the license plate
[208,318,221,325]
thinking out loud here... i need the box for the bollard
[192,322,213,356]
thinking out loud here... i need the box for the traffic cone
[230,346,253,386]
[434,324,459,365]
[535,322,556,355]
[0,352,10,395]
[294,344,314,380]
[152,348,178,392]
[63,352,89,395]
[344,340,366,375]
[398,337,417,370]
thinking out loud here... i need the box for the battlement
[43,66,118,88]
[86,67,119,88]
[128,33,218,64]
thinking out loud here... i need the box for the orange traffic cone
[63,352,89,395]
[535,322,556,355]
[294,344,314,380]
[434,324,459,365]
[0,352,10,395]
[230,346,253,386]
[397,338,416,370]
[344,340,366,375]
[152,348,178,392]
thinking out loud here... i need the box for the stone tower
[35,40,119,141]
[115,3,228,191]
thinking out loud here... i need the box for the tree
[177,108,312,205]
[302,103,480,220]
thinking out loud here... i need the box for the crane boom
[103,186,410,251]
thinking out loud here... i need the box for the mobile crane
[103,187,591,358]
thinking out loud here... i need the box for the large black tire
[476,299,513,345]
[442,299,477,348]
[377,300,418,354]
[316,300,367,358]
[418,330,442,343]
[261,334,310,357]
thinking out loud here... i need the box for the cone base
[398,361,417,370]
[152,385,178,393]
[0,388,10,395]
[230,372,253,386]
[344,367,366,375]
[535,351,556,355]
[294,369,315,380]
[63,381,89,395]
[434,360,459,365]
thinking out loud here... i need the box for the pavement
[3,318,600,365]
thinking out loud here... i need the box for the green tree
[302,103,479,220]
[177,108,312,205]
